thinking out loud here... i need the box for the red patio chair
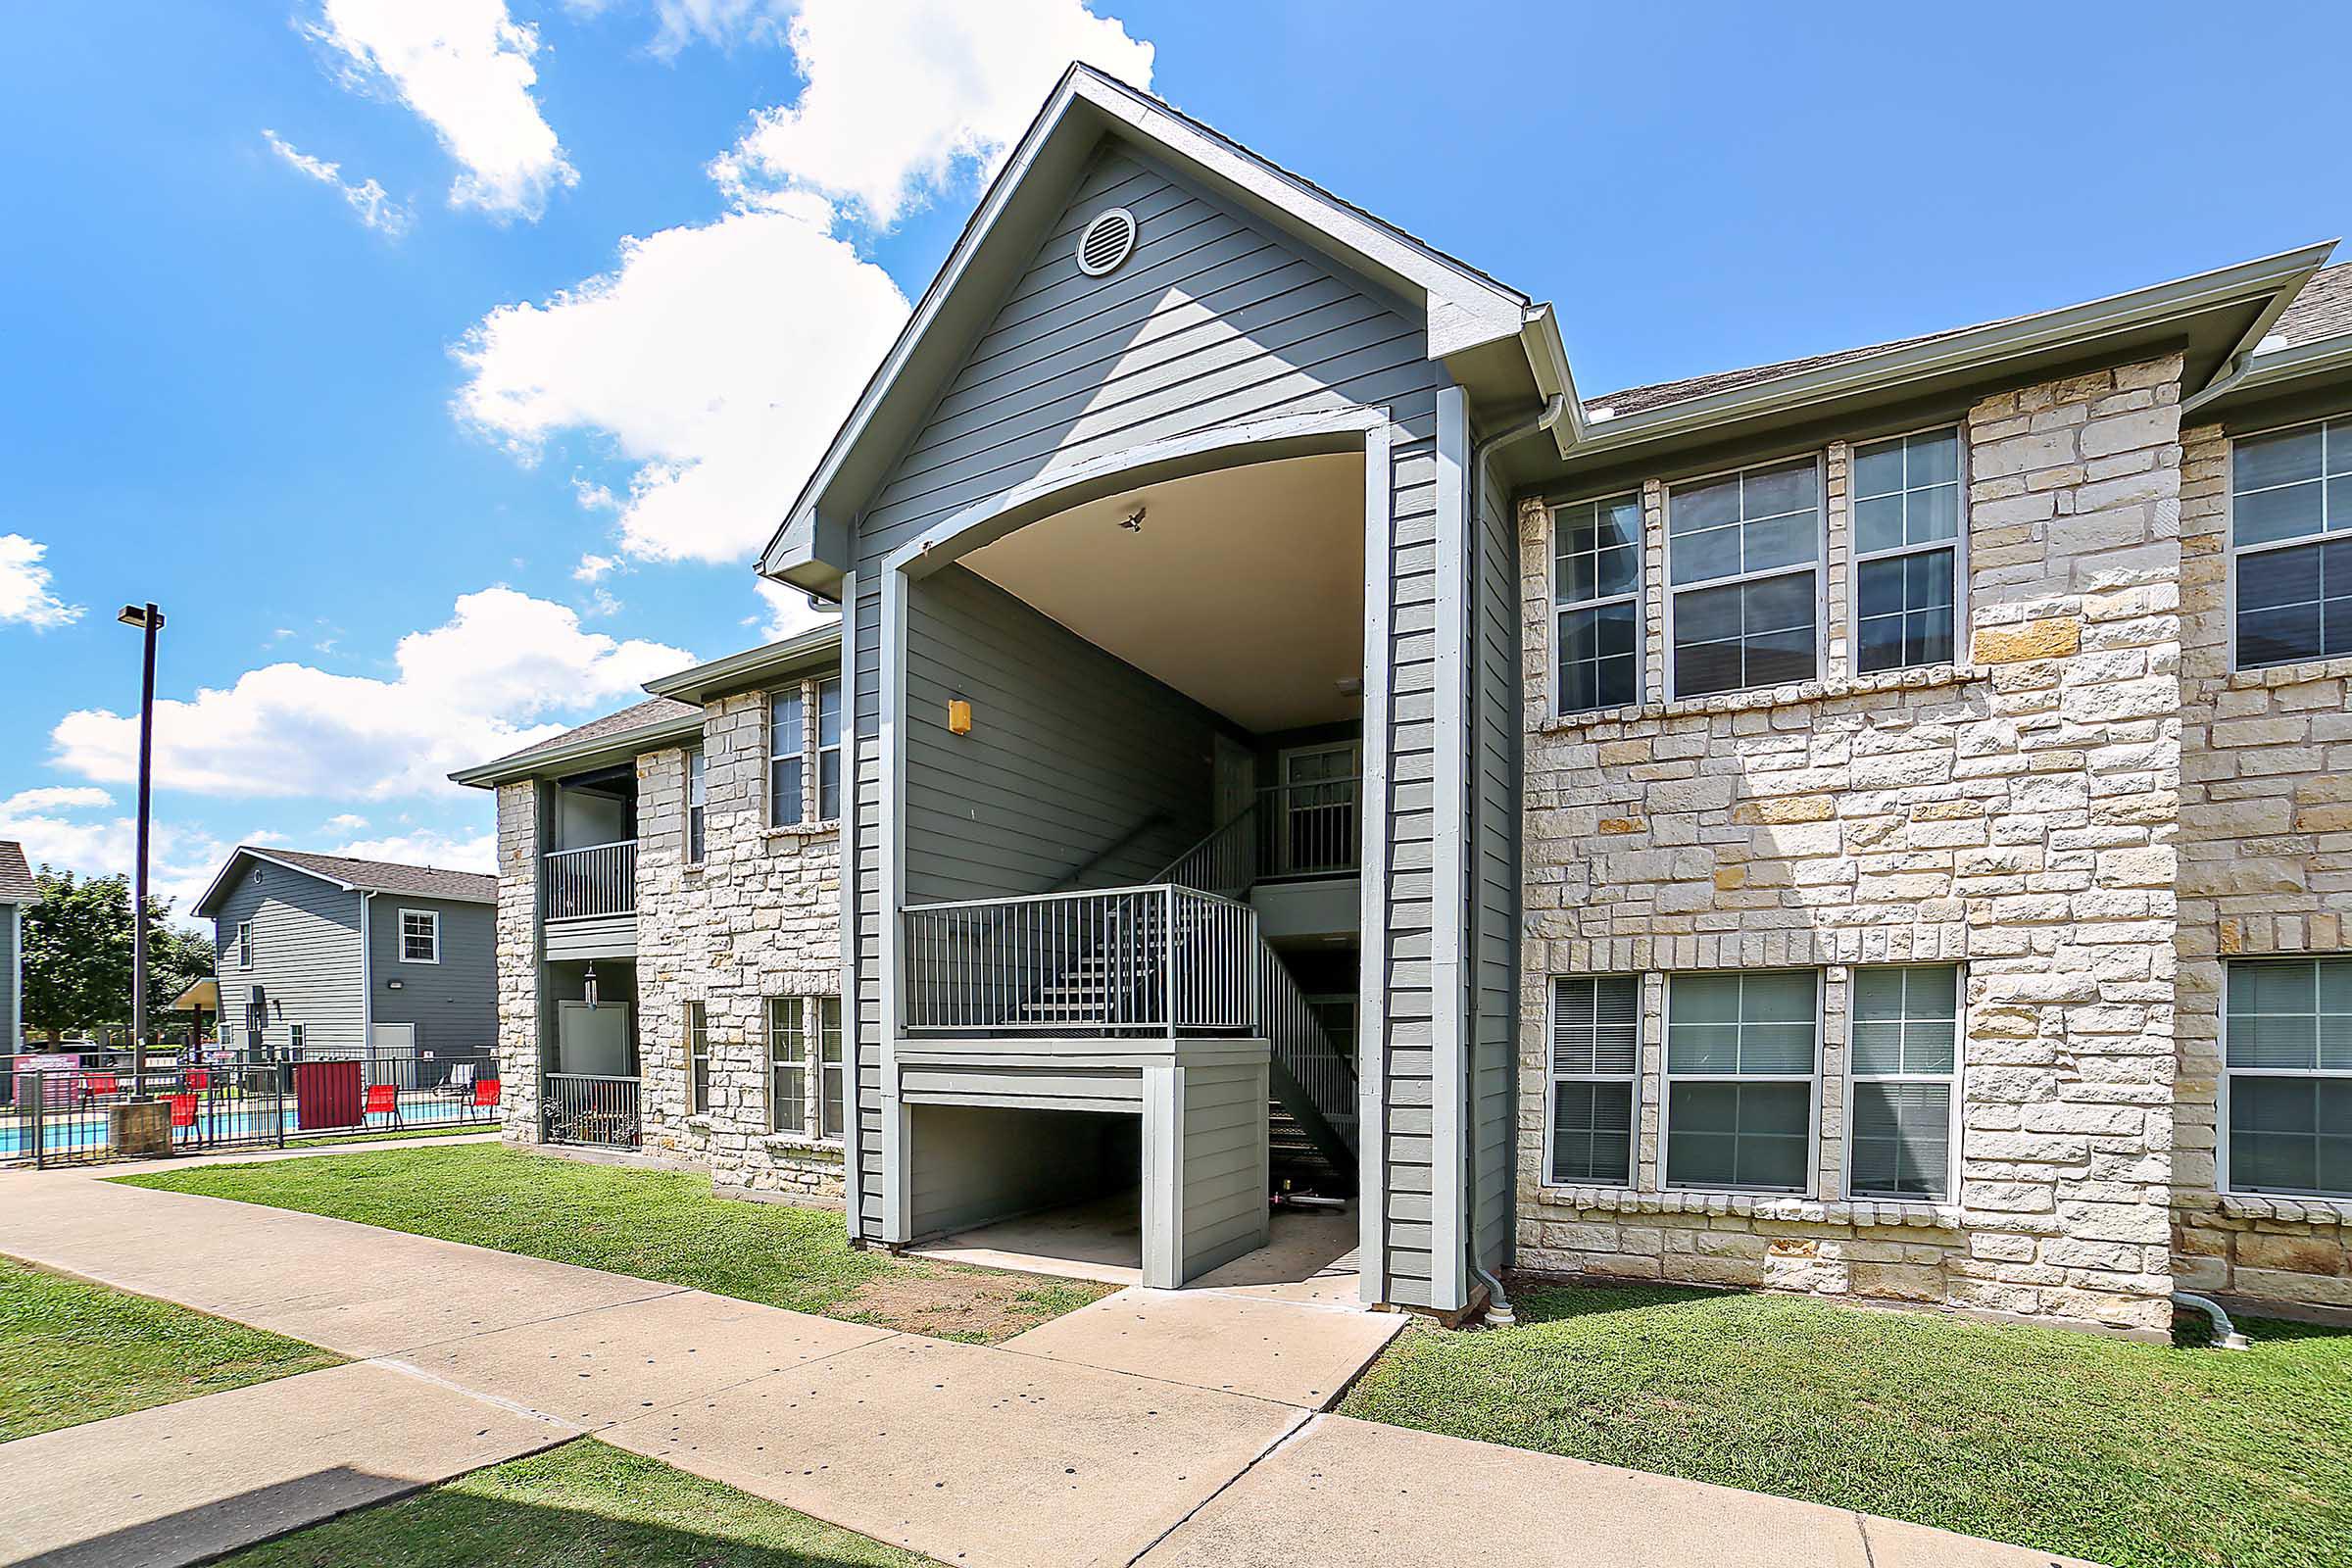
[364,1083,403,1129]
[79,1072,120,1106]
[185,1069,210,1092]
[472,1079,503,1109]
[168,1094,198,1130]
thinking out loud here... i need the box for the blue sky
[2,0,2346,915]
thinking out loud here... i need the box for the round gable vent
[1075,208,1138,276]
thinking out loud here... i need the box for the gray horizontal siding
[1,904,19,1054]
[210,861,365,1054]
[903,564,1214,906]
[846,138,1456,1299]
[370,895,498,1053]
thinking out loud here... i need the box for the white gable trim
[759,65,1541,584]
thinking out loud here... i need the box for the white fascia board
[757,67,1540,579]
[1561,241,2336,463]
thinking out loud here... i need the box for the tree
[20,867,213,1044]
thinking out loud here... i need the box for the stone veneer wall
[1517,356,2187,1334]
[633,685,845,1205]
[2172,416,2352,1314]
[494,780,541,1143]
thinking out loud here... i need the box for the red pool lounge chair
[364,1083,402,1128]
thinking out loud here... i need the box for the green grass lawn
[281,1124,497,1150]
[217,1439,931,1567]
[116,1143,1110,1344]
[1341,1280,2352,1568]
[0,1257,343,1442]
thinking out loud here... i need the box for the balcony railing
[1160,777,1360,896]
[543,840,636,921]
[902,884,1258,1036]
[542,1073,640,1148]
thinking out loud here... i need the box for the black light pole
[119,602,163,1095]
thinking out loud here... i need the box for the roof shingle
[233,849,496,905]
[0,841,34,904]
[478,696,702,771]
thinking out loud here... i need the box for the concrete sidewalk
[0,1160,2100,1568]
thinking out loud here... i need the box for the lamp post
[118,602,163,1097]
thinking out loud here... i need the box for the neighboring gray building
[460,66,2352,1331]
[0,841,31,1056]
[193,849,497,1068]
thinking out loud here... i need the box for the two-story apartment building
[466,66,2352,1332]
[194,848,497,1071]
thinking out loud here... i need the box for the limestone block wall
[2173,416,2352,1312]
[634,685,845,1205]
[494,780,541,1144]
[1518,356,2186,1334]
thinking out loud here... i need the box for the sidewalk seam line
[1121,1408,1320,1565]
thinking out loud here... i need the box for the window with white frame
[399,908,439,964]
[1664,970,1817,1193]
[770,689,806,826]
[2233,416,2352,670]
[1552,492,1642,713]
[2226,957,2352,1198]
[1852,427,1963,672]
[687,1001,710,1115]
[686,749,707,865]
[768,996,807,1134]
[815,677,843,822]
[818,996,844,1139]
[237,920,253,967]
[767,994,843,1140]
[1547,975,1640,1186]
[1847,965,1960,1200]
[1667,457,1821,697]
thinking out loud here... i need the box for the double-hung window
[766,995,844,1139]
[399,909,439,964]
[770,689,806,826]
[686,1001,710,1115]
[686,749,707,864]
[236,920,253,967]
[1667,457,1821,697]
[818,997,844,1139]
[1664,970,1817,1193]
[1847,965,1960,1200]
[2233,416,2352,669]
[1552,492,1642,712]
[768,997,807,1134]
[2226,958,2352,1198]
[1852,428,1963,672]
[815,678,843,821]
[1546,975,1640,1186]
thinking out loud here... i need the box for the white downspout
[359,891,374,1058]
[1461,392,1568,1329]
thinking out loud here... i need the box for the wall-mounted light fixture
[947,698,973,736]
[385,978,404,991]
[582,962,600,1010]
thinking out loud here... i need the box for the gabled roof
[454,696,704,789]
[2273,260,2352,348]
[194,847,496,919]
[0,840,34,904]
[758,63,1562,595]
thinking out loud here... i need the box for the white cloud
[324,813,370,832]
[572,553,617,582]
[645,0,789,56]
[0,534,83,630]
[753,578,833,641]
[326,826,496,873]
[0,789,227,916]
[262,129,413,236]
[454,201,907,564]
[305,0,576,220]
[49,587,694,801]
[711,0,1153,228]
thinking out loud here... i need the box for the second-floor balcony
[543,840,637,921]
